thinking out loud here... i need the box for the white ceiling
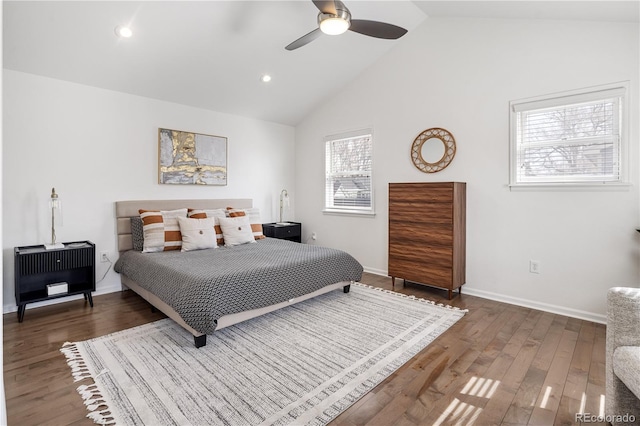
[4,1,639,126]
[416,0,640,22]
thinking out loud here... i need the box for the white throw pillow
[177,216,217,252]
[226,207,265,240]
[187,208,227,245]
[219,216,256,247]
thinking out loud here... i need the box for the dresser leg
[391,277,396,288]
[85,292,94,307]
[17,304,26,322]
[448,289,453,300]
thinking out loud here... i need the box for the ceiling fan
[285,0,408,51]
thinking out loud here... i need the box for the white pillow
[187,208,227,245]
[177,216,217,252]
[226,207,265,240]
[218,216,256,247]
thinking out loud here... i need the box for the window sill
[322,209,376,217]
[508,182,632,191]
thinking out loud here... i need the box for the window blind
[511,86,624,185]
[325,133,372,211]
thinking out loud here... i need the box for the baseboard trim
[361,267,606,324]
[3,282,123,315]
[362,266,387,277]
[462,287,606,324]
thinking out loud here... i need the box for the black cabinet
[263,222,302,243]
[14,241,95,322]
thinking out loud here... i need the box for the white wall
[2,70,295,311]
[0,2,6,421]
[294,17,640,322]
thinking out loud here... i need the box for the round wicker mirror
[411,128,456,173]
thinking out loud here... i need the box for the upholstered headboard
[115,199,253,253]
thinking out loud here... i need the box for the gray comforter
[114,238,363,334]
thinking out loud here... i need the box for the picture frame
[158,128,227,185]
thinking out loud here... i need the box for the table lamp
[279,189,290,224]
[45,187,64,250]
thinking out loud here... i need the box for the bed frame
[115,199,351,348]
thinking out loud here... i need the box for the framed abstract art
[158,128,227,185]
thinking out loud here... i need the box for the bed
[114,199,364,347]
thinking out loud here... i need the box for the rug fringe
[60,342,94,382]
[354,282,469,313]
[87,409,115,425]
[60,343,115,425]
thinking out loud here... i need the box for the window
[324,129,373,214]
[510,83,628,187]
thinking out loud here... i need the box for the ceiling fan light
[320,17,350,35]
[115,25,133,38]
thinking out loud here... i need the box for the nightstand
[14,241,96,322]
[262,222,302,243]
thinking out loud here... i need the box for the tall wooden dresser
[388,182,466,299]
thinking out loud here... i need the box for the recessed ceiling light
[260,74,272,83]
[115,26,133,38]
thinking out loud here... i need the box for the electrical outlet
[529,260,540,274]
[311,232,317,240]
[100,251,109,263]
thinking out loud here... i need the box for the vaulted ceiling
[4,1,638,126]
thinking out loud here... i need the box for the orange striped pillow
[226,207,265,240]
[139,208,188,253]
[187,208,226,246]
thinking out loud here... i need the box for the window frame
[323,128,375,216]
[509,82,629,189]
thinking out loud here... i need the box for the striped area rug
[61,283,466,425]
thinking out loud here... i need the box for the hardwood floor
[3,273,606,425]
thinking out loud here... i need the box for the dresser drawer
[388,244,453,268]
[390,202,453,224]
[262,222,302,242]
[389,183,454,204]
[388,260,454,289]
[389,222,454,246]
[17,247,93,275]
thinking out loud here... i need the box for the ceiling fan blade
[349,19,408,39]
[285,28,323,51]
[312,0,337,15]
